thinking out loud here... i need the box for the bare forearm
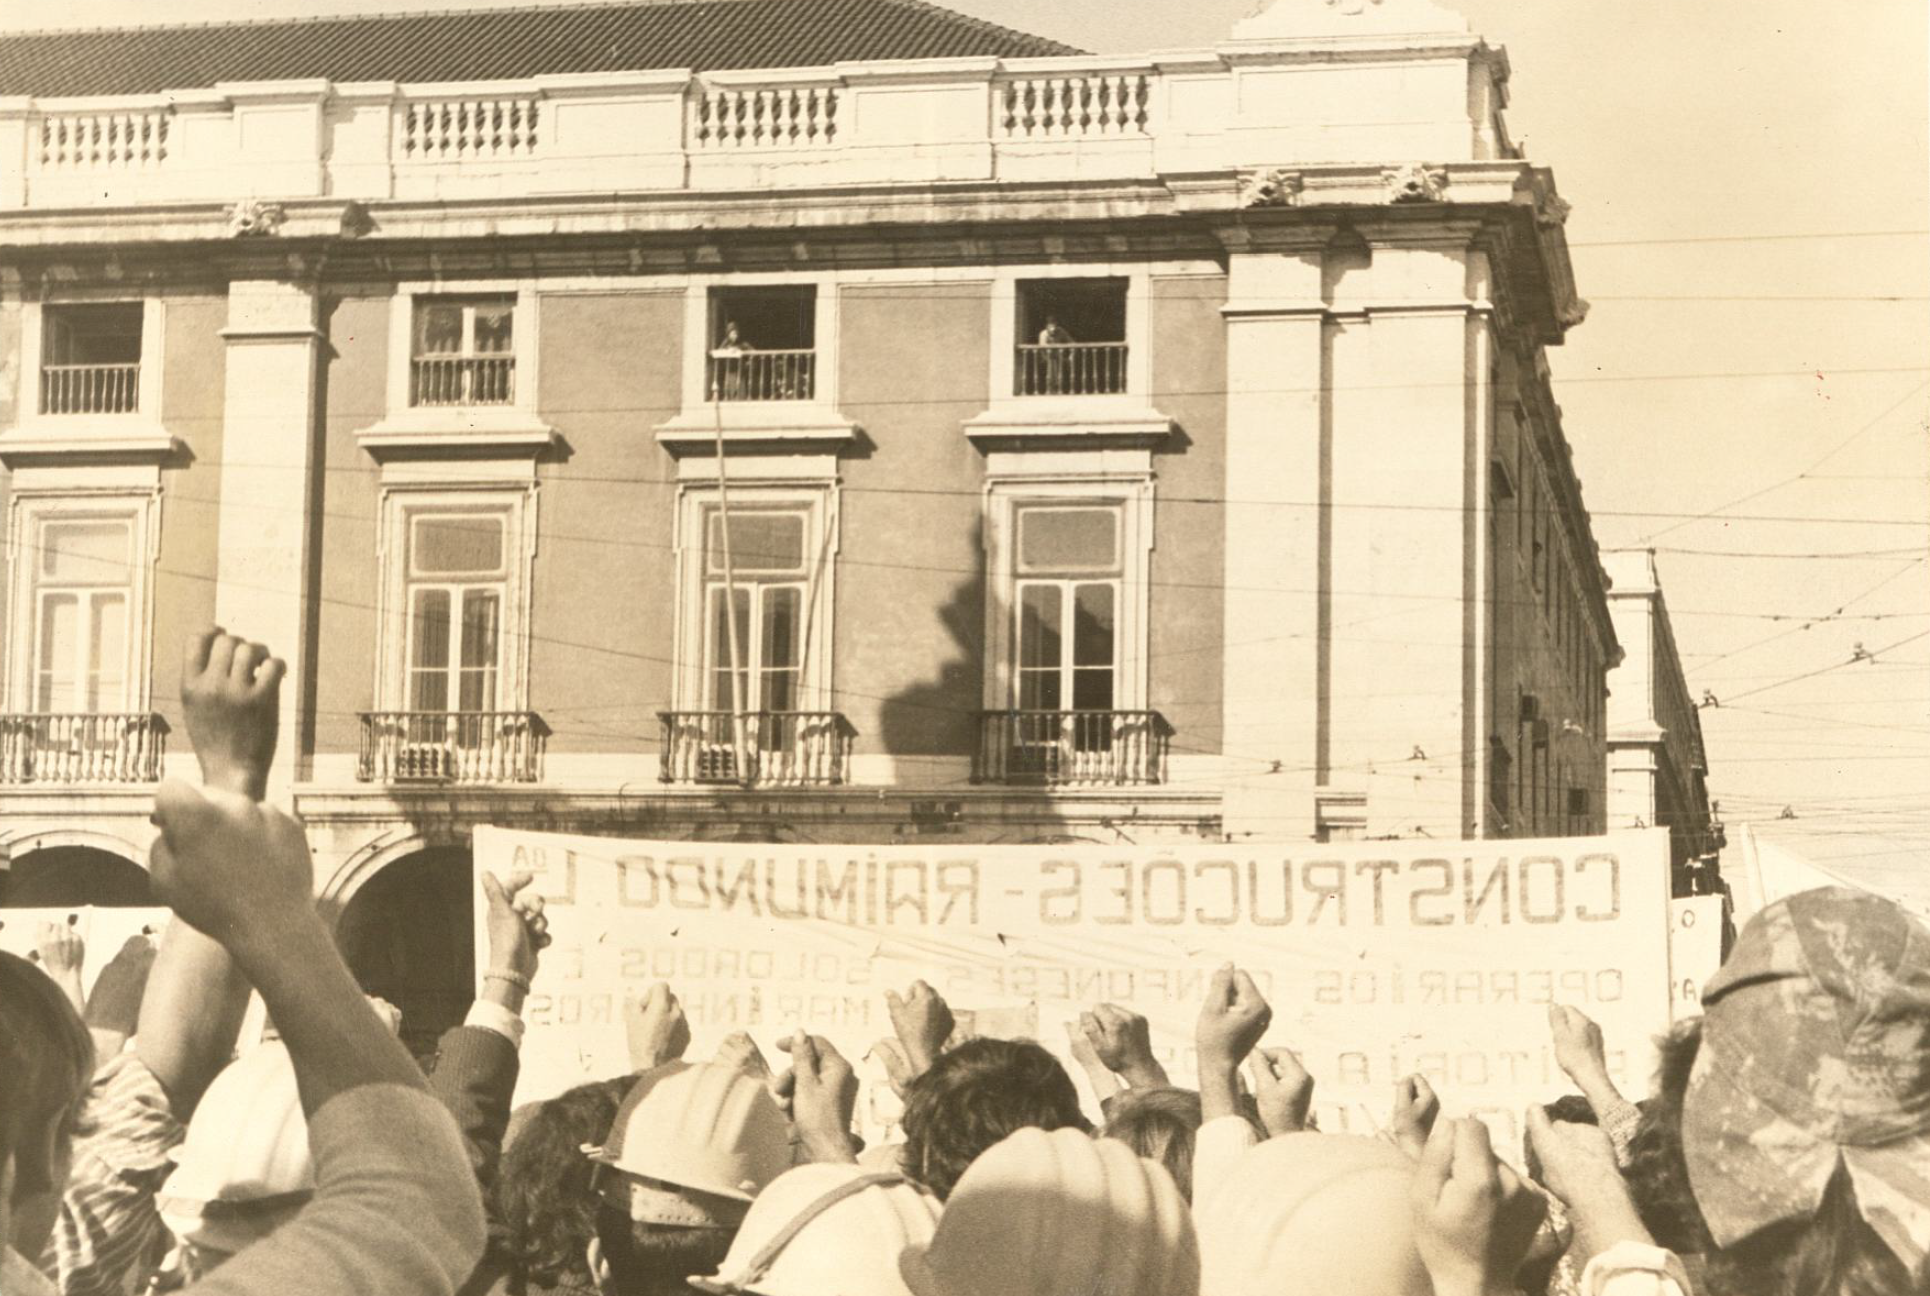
[1198,1059,1242,1122]
[53,969,87,1017]
[137,922,253,1118]
[1569,1196,1655,1268]
[232,911,426,1114]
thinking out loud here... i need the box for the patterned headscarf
[1682,886,1930,1271]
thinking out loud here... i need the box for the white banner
[474,828,1672,1153]
[0,907,169,1000]
[1668,895,1726,1019]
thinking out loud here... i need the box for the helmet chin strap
[585,1236,609,1293]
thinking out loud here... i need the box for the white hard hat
[1195,1133,1431,1296]
[587,1061,791,1203]
[692,1164,941,1296]
[156,1042,314,1247]
[899,1126,1198,1296]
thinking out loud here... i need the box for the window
[1014,278,1128,396]
[668,486,837,784]
[701,509,809,724]
[410,296,515,407]
[30,518,133,712]
[708,286,816,402]
[403,513,508,713]
[41,303,143,415]
[1012,505,1121,714]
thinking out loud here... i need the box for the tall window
[31,519,134,712]
[1012,504,1121,714]
[410,296,515,407]
[41,303,143,415]
[703,509,808,720]
[404,514,507,713]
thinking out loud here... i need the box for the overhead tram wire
[1633,375,1930,546]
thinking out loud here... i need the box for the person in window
[711,320,754,400]
[1036,314,1075,393]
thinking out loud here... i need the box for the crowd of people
[2,628,1927,1295]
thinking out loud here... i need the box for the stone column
[216,277,322,800]
[1322,232,1487,838]
[1219,243,1330,841]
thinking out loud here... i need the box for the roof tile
[0,0,1083,97]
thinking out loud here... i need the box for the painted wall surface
[0,301,20,433]
[1149,272,1226,757]
[531,290,683,756]
[0,300,21,660]
[151,293,228,733]
[310,292,388,762]
[836,280,990,759]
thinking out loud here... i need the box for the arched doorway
[334,846,475,1061]
[0,845,153,908]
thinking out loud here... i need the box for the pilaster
[216,278,322,799]
[1219,245,1328,841]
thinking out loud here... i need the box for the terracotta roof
[0,0,1084,97]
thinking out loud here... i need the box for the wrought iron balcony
[658,710,854,787]
[0,712,168,784]
[707,350,816,402]
[357,711,547,784]
[1014,343,1128,397]
[974,709,1171,787]
[410,354,515,407]
[41,363,140,414]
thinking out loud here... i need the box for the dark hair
[1542,1094,1599,1127]
[1100,1087,1205,1201]
[493,1078,629,1289]
[899,1037,1092,1201]
[0,950,95,1194]
[592,1205,733,1296]
[1624,1019,1921,1295]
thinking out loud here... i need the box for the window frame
[374,486,537,714]
[982,475,1153,715]
[383,281,540,422]
[4,489,161,715]
[673,483,837,715]
[987,266,1152,407]
[677,274,841,416]
[15,296,166,431]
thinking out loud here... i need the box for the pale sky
[6,0,1929,906]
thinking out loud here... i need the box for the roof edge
[0,0,1085,55]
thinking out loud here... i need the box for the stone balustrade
[0,38,1515,210]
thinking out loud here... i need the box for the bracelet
[484,968,532,992]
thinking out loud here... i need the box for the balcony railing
[707,350,816,402]
[974,709,1171,786]
[41,363,140,415]
[1014,343,1128,397]
[357,711,547,784]
[410,355,515,407]
[659,711,854,787]
[0,713,168,784]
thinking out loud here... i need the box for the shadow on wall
[875,521,1077,845]
[876,522,984,761]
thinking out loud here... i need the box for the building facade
[1603,548,1724,896]
[0,0,1626,1045]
